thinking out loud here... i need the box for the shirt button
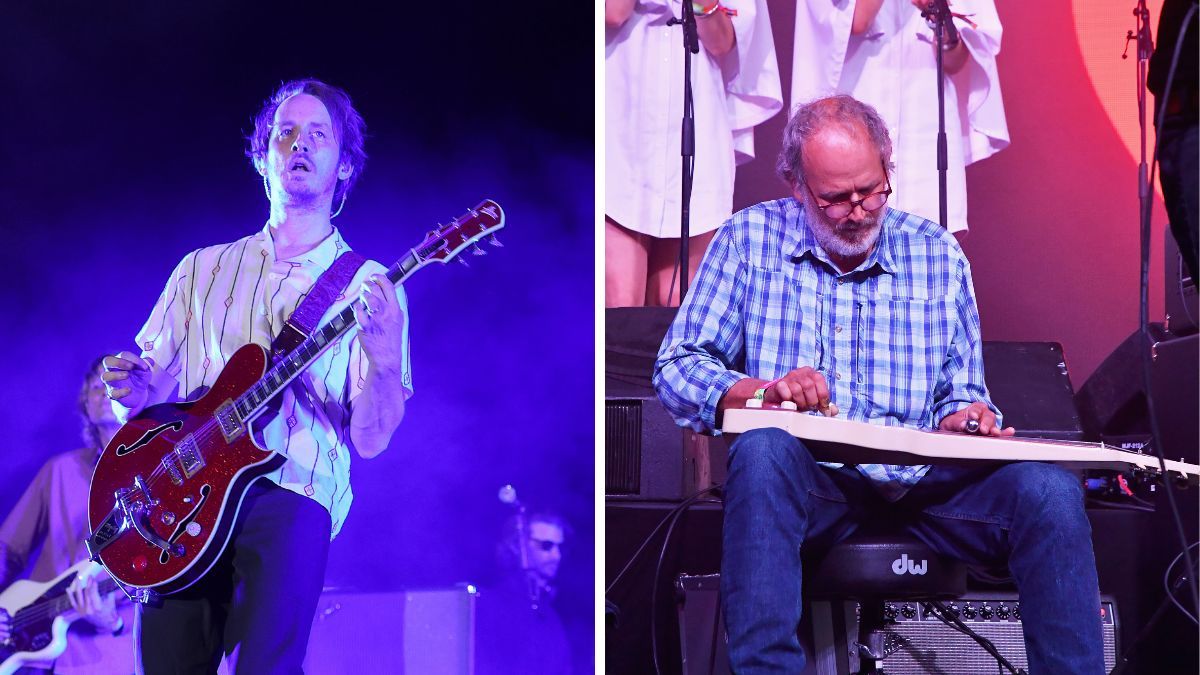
[835,372,842,380]
[259,306,268,316]
[835,325,843,333]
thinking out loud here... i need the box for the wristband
[692,1,720,16]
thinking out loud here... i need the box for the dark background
[0,1,594,670]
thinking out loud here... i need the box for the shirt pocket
[857,295,952,425]
[743,267,820,377]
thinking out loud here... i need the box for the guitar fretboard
[25,576,121,621]
[232,250,422,421]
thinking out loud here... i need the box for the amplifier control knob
[900,604,916,619]
[945,602,960,618]
[883,603,898,621]
[980,604,994,620]
[962,604,977,619]
[996,604,1010,619]
[1012,604,1021,620]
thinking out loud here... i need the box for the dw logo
[891,553,928,576]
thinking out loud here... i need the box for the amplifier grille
[858,597,1117,674]
[605,400,641,494]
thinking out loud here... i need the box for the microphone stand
[667,1,700,305]
[925,0,959,231]
[1131,0,1200,627]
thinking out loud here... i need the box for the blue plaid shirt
[653,198,1000,500]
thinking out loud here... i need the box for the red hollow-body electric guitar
[85,200,505,599]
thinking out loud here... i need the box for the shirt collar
[784,199,898,277]
[255,222,349,268]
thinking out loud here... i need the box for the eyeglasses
[805,167,892,219]
[531,538,563,552]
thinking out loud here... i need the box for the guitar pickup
[174,435,205,480]
[215,400,246,443]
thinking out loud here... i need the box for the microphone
[922,0,960,48]
[498,484,520,507]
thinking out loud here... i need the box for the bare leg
[646,229,716,306]
[605,217,652,307]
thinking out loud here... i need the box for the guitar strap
[269,251,368,360]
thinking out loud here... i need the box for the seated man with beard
[654,95,1105,674]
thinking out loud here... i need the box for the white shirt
[606,0,783,238]
[791,0,1009,233]
[131,225,413,538]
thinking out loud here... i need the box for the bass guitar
[0,560,120,675]
[85,200,505,599]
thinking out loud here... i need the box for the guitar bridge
[215,400,246,443]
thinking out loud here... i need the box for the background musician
[477,509,573,673]
[653,95,1105,673]
[0,357,134,674]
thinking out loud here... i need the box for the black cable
[651,496,701,674]
[604,485,723,596]
[1139,0,1200,624]
[1162,540,1200,625]
[922,601,1027,675]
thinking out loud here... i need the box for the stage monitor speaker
[676,577,1120,675]
[981,341,1083,441]
[1076,326,1199,464]
[304,586,476,674]
[605,307,689,499]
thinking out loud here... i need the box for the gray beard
[807,204,884,260]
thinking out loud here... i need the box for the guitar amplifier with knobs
[675,576,1120,675]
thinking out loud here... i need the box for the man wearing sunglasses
[654,95,1104,673]
[477,510,572,673]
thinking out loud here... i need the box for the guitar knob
[161,511,176,526]
[780,401,799,411]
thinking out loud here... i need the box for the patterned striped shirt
[654,198,999,500]
[133,224,413,537]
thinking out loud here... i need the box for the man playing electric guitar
[101,79,413,673]
[0,357,134,674]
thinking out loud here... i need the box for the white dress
[790,0,1009,233]
[606,0,783,238]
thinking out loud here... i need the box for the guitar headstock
[415,200,505,265]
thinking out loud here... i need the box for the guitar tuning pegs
[471,244,486,256]
[457,256,469,266]
[488,235,503,247]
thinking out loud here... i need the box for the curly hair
[246,78,368,209]
[777,95,894,191]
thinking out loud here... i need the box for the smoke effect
[0,1,594,670]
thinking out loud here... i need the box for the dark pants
[721,428,1106,674]
[135,480,331,675]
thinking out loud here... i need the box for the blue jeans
[721,428,1105,674]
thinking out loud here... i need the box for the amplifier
[304,586,476,674]
[676,576,1119,675]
